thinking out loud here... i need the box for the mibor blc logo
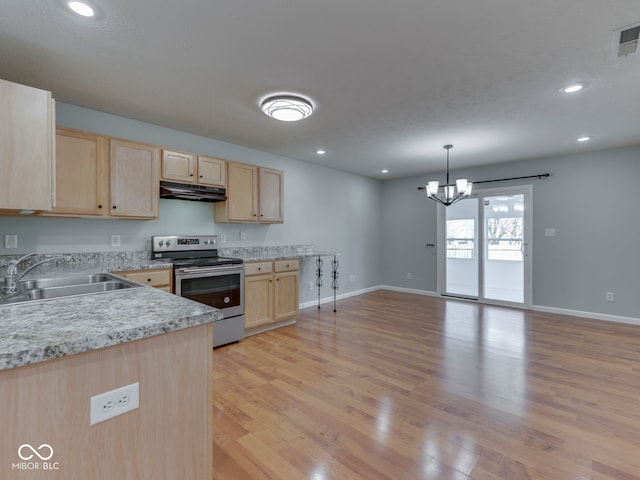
[12,443,60,471]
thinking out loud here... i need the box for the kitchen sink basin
[20,273,118,290]
[25,281,135,300]
[0,273,143,305]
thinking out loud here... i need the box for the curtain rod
[417,173,550,191]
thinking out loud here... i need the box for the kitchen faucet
[2,253,68,294]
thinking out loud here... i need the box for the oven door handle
[177,265,243,275]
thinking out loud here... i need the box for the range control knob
[158,240,164,247]
[166,240,172,247]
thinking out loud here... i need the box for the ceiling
[1,0,639,179]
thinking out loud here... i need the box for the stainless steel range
[152,235,244,347]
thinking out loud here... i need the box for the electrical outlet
[309,281,314,291]
[110,235,121,247]
[90,382,139,425]
[407,272,412,280]
[239,231,246,241]
[4,234,17,249]
[220,234,226,244]
[605,292,614,302]
[349,274,356,282]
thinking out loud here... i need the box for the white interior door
[440,185,532,308]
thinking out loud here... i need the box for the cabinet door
[274,270,299,321]
[218,162,258,222]
[244,274,273,329]
[52,128,108,216]
[197,156,226,187]
[161,149,196,183]
[110,139,160,218]
[0,79,54,211]
[258,167,283,223]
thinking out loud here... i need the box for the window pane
[446,219,475,259]
[486,217,523,261]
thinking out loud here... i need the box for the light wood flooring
[212,290,640,480]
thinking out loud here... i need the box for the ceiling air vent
[612,23,640,59]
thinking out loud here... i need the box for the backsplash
[219,245,315,257]
[0,246,317,269]
[0,251,153,269]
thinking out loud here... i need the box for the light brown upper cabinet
[197,155,226,187]
[50,127,109,217]
[0,79,55,212]
[214,161,283,223]
[49,129,160,219]
[259,167,284,223]
[161,149,226,187]
[110,139,160,219]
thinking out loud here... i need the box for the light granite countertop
[219,245,341,262]
[0,256,220,372]
[0,246,340,371]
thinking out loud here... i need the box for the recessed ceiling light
[577,136,593,142]
[68,1,95,17]
[316,149,326,155]
[380,169,389,174]
[261,95,313,122]
[558,82,588,94]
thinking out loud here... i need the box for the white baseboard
[532,305,640,327]
[378,285,440,297]
[304,285,640,327]
[299,286,380,309]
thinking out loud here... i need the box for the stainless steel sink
[25,281,135,300]
[0,273,143,305]
[20,273,118,290]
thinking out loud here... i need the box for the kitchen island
[0,265,218,479]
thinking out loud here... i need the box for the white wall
[381,146,640,320]
[0,103,382,304]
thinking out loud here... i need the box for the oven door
[175,265,244,318]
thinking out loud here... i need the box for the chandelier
[424,144,472,206]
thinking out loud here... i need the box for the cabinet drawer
[119,269,171,287]
[274,259,299,272]
[244,262,273,276]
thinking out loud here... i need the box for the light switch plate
[111,235,121,247]
[4,234,17,249]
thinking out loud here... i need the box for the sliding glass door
[440,186,532,308]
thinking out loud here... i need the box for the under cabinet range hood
[159,181,227,202]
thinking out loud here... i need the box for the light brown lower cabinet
[113,268,173,292]
[0,322,212,480]
[244,259,299,333]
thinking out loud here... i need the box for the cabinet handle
[199,175,203,178]
[147,278,152,282]
[98,204,102,209]
[112,205,116,209]
[286,264,290,268]
[257,267,261,271]
[190,174,194,176]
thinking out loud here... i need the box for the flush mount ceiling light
[380,169,390,174]
[316,149,326,155]
[577,135,593,142]
[558,82,588,94]
[261,95,313,122]
[423,145,472,207]
[68,1,95,16]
